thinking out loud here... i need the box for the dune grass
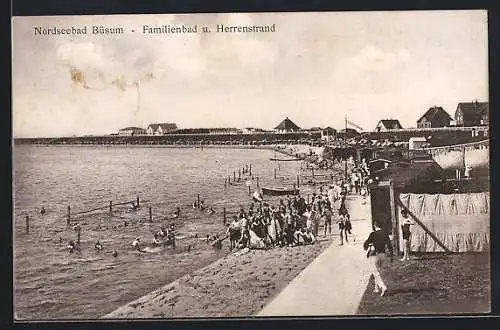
[356,252,490,315]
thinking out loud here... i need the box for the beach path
[257,194,374,316]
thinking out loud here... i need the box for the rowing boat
[261,186,299,196]
[269,157,303,161]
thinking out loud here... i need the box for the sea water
[13,145,305,319]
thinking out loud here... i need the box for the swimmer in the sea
[131,237,141,250]
[207,207,216,215]
[67,240,76,253]
[95,240,103,252]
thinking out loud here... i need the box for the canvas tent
[398,192,489,252]
[368,155,489,254]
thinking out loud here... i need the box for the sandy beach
[103,235,335,318]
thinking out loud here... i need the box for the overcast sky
[12,10,488,138]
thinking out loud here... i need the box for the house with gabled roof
[454,100,489,127]
[375,119,403,132]
[274,117,301,133]
[118,126,146,136]
[417,106,453,128]
[321,126,336,142]
[146,123,178,135]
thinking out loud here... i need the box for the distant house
[118,127,146,136]
[454,101,489,127]
[417,106,452,128]
[146,123,178,135]
[321,126,336,142]
[408,137,428,150]
[274,117,301,133]
[375,119,403,132]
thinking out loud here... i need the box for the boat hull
[269,158,303,161]
[261,187,299,196]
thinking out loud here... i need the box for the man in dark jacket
[363,222,393,296]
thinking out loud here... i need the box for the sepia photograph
[12,10,490,320]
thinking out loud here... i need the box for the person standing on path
[343,211,356,242]
[363,223,393,297]
[337,214,346,245]
[400,209,415,261]
[322,203,333,237]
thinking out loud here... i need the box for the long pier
[14,126,488,148]
[14,132,320,146]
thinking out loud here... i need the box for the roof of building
[456,101,489,116]
[409,137,427,142]
[274,117,301,130]
[371,159,444,190]
[377,119,403,129]
[119,126,145,131]
[417,106,453,123]
[148,123,178,130]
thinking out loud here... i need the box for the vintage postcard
[12,10,490,320]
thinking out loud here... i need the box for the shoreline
[103,236,336,319]
[15,143,320,159]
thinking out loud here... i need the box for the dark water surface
[13,145,305,319]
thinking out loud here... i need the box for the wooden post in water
[307,194,310,204]
[67,205,71,226]
[25,215,29,234]
[149,206,152,222]
[136,196,140,207]
[274,168,277,179]
[233,171,236,182]
[248,185,251,196]
[197,194,200,207]
[293,183,296,192]
[223,207,226,225]
[224,178,227,189]
[76,227,81,245]
[297,175,300,188]
[238,170,241,182]
[109,201,113,216]
[249,164,252,176]
[228,175,231,185]
[257,177,260,187]
[312,168,315,178]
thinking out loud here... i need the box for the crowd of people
[214,181,359,251]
